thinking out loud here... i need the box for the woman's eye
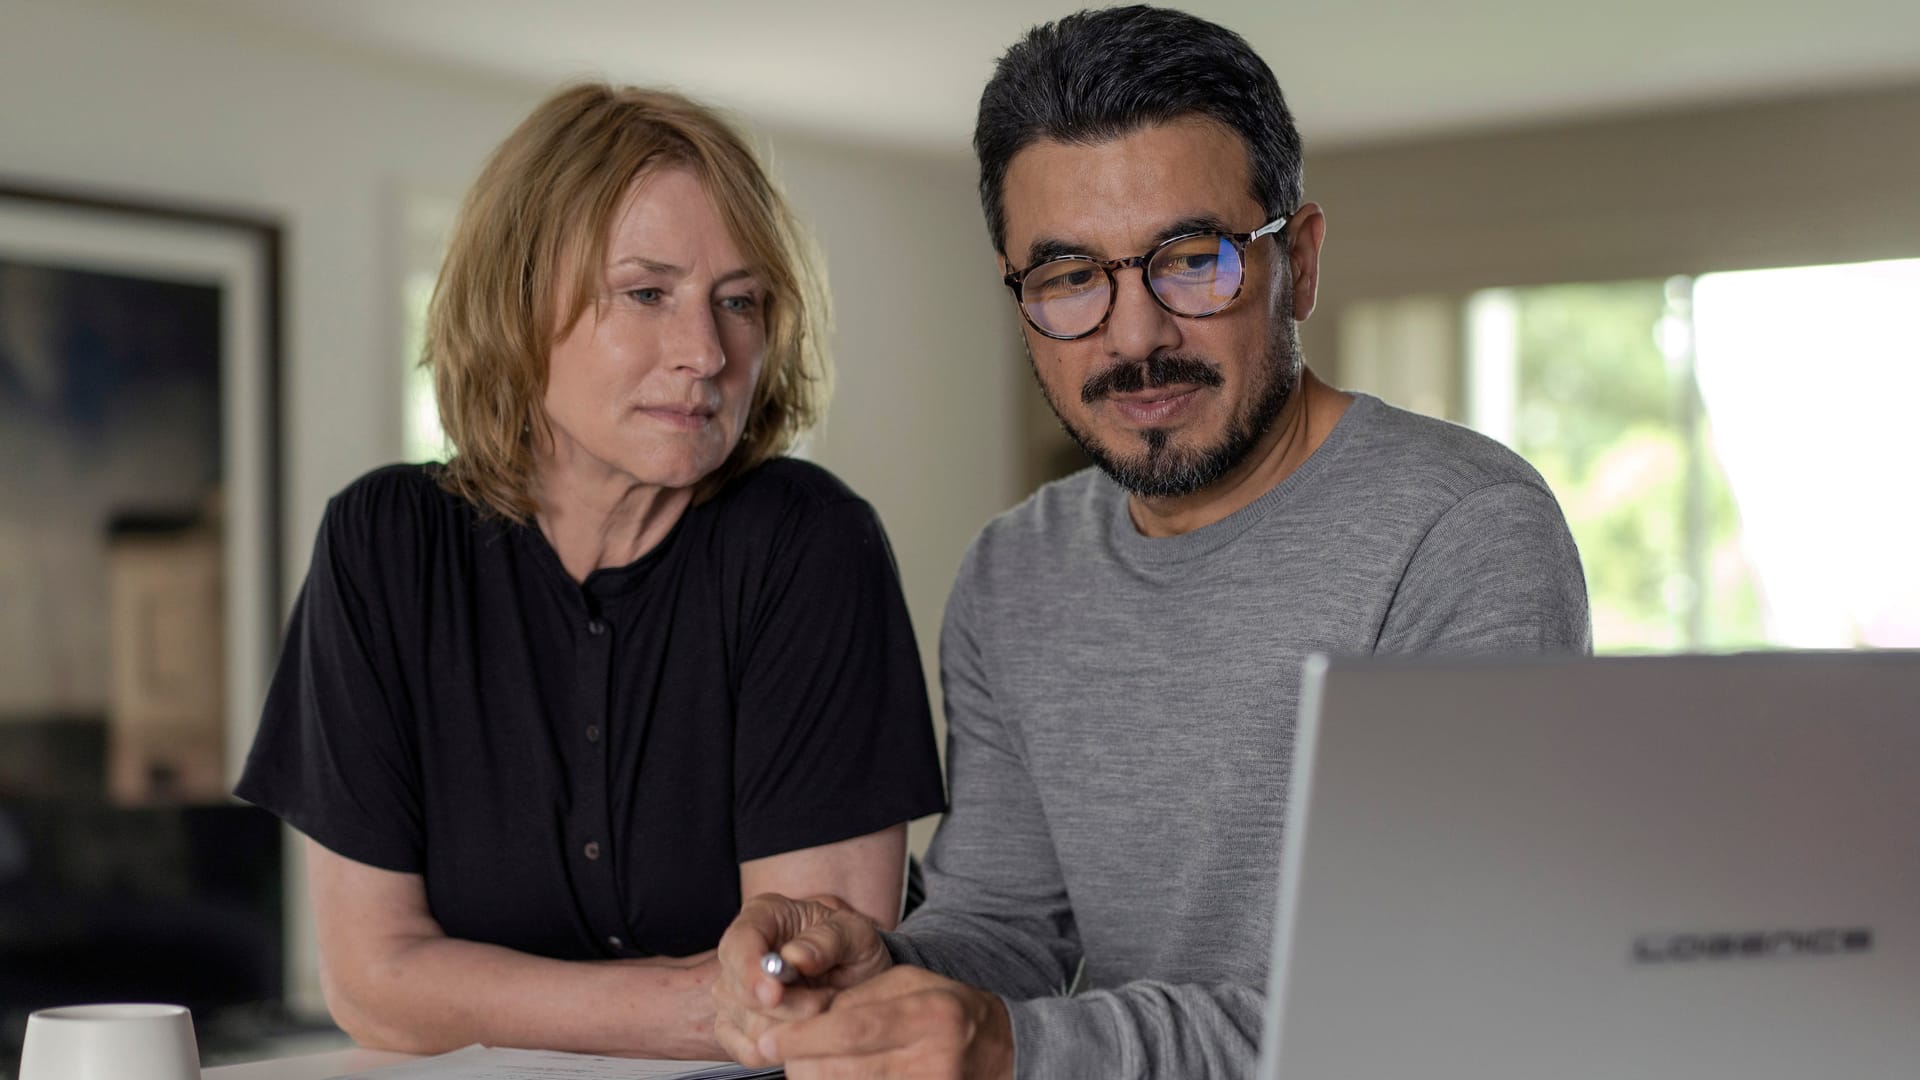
[626,287,664,304]
[719,294,761,316]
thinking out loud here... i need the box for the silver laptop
[1258,651,1920,1080]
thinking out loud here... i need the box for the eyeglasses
[1002,215,1288,341]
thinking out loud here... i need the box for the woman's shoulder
[708,457,879,531]
[721,456,864,510]
[317,462,486,560]
[324,462,464,522]
[702,457,891,562]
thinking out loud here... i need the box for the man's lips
[1104,384,1203,424]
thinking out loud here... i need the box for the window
[399,190,456,464]
[1347,258,1920,652]
[401,268,446,463]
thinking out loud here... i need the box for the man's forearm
[1003,980,1266,1080]
[881,910,1079,1002]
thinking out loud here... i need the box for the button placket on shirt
[572,604,626,954]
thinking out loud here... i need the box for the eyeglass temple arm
[1247,214,1289,242]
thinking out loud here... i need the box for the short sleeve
[731,498,946,862]
[234,490,424,872]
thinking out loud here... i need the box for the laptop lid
[1258,651,1920,1080]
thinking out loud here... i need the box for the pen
[760,950,799,985]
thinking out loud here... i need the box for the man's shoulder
[978,465,1112,552]
[950,466,1114,598]
[1335,395,1554,504]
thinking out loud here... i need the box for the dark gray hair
[973,4,1304,254]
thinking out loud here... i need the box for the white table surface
[203,1046,419,1079]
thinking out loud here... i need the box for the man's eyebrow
[1023,235,1084,267]
[1022,215,1240,267]
[1155,215,1235,243]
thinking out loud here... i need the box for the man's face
[998,118,1313,498]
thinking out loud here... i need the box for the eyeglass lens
[1019,233,1246,338]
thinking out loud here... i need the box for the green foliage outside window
[1497,282,1766,652]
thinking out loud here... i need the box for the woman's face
[541,166,768,494]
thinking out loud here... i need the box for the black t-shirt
[236,458,945,960]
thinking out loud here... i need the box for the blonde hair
[426,83,830,521]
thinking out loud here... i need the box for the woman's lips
[635,404,716,430]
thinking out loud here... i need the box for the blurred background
[2,0,1917,1071]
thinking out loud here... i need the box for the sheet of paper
[325,1044,780,1080]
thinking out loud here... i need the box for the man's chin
[1079,435,1227,499]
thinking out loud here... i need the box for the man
[713,6,1590,1077]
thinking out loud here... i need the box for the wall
[1298,82,1920,378]
[3,0,1023,1012]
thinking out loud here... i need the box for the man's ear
[1285,202,1327,322]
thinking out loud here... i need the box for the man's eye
[1031,263,1101,298]
[1160,253,1217,277]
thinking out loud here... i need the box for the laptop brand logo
[1632,927,1874,964]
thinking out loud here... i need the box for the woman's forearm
[324,934,723,1059]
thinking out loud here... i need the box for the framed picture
[0,181,282,801]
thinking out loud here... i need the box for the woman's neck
[533,461,694,585]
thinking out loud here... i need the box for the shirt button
[583,841,601,860]
[586,725,601,743]
[586,618,607,636]
[607,935,624,950]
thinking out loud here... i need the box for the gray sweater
[885,394,1591,1079]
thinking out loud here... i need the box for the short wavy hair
[427,82,830,521]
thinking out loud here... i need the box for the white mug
[19,1003,200,1080]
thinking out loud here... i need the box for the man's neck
[1125,367,1351,538]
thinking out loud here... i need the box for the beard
[1032,286,1304,500]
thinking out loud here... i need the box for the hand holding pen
[712,893,897,1068]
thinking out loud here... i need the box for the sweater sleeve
[881,544,1267,1079]
[1376,480,1592,655]
[880,545,1080,1002]
[1000,981,1265,1080]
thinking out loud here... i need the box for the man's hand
[758,965,1015,1080]
[713,893,894,1066]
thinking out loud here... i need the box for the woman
[236,84,945,1059]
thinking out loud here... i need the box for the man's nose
[1101,266,1181,361]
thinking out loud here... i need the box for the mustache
[1081,353,1225,404]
